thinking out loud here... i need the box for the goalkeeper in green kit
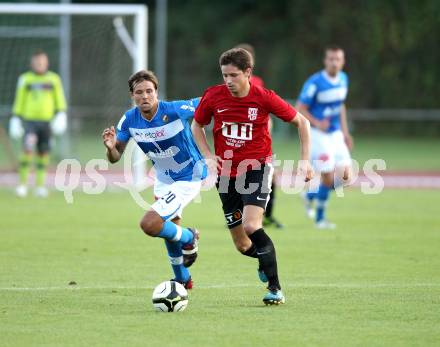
[9,50,67,197]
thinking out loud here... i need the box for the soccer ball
[152,281,188,312]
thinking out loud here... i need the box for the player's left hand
[51,111,67,135]
[298,160,314,182]
[205,154,223,173]
[344,133,353,151]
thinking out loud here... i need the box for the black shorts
[23,120,51,153]
[216,163,274,229]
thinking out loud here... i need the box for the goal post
[0,3,148,185]
[0,3,148,72]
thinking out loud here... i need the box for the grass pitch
[1,187,439,346]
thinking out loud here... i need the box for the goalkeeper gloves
[51,111,67,135]
[9,116,24,139]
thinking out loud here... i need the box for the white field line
[1,283,440,291]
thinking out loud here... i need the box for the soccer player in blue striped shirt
[102,70,207,288]
[296,46,353,229]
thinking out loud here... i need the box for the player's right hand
[298,160,314,182]
[9,116,24,139]
[102,126,116,150]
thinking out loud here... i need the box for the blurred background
[0,0,439,173]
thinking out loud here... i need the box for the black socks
[248,228,281,290]
[241,243,258,258]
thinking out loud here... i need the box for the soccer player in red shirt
[236,43,283,229]
[192,48,313,305]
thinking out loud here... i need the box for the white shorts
[152,180,202,221]
[310,127,351,173]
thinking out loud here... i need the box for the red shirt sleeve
[250,75,265,88]
[265,89,297,122]
[194,89,214,125]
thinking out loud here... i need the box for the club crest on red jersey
[248,107,258,121]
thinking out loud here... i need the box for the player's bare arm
[340,103,353,150]
[296,101,330,131]
[191,120,222,171]
[102,125,127,163]
[290,112,314,182]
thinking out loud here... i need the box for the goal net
[0,4,147,179]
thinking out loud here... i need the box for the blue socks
[155,221,193,283]
[164,239,190,282]
[157,221,194,244]
[316,184,331,222]
[306,191,317,201]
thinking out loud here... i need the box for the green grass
[1,187,440,346]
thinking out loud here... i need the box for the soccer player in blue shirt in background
[296,46,353,229]
[102,70,207,288]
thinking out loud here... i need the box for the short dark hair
[219,48,254,72]
[32,49,47,57]
[128,70,159,93]
[235,43,255,59]
[325,45,344,54]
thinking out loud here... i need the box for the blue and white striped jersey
[298,70,349,133]
[116,99,207,183]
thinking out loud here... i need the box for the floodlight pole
[59,0,71,101]
[132,5,149,188]
[155,0,167,100]
[59,0,71,157]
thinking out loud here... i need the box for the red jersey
[194,83,297,177]
[250,75,265,88]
